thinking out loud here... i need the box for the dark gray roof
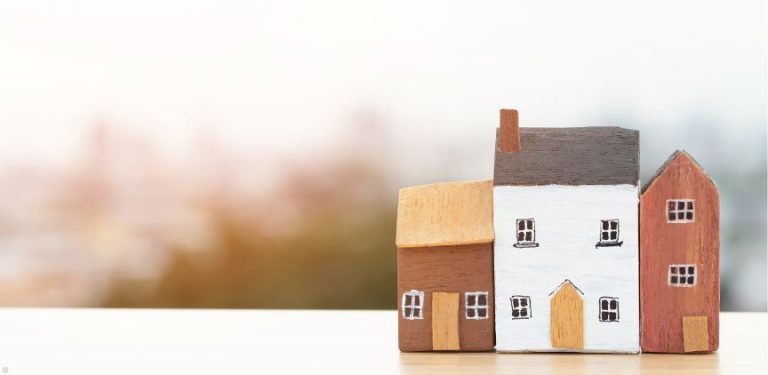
[494,127,639,186]
[641,149,716,194]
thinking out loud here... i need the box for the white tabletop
[0,309,763,374]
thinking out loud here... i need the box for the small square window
[596,219,623,248]
[513,219,539,248]
[599,297,619,322]
[465,291,489,320]
[669,264,697,287]
[510,296,532,320]
[667,199,695,223]
[402,290,424,319]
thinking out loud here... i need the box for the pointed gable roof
[547,279,585,297]
[641,150,717,194]
[396,180,494,248]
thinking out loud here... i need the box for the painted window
[510,296,531,319]
[465,292,489,320]
[596,219,623,247]
[402,290,424,319]
[514,218,539,248]
[669,264,696,287]
[599,297,619,322]
[667,199,695,223]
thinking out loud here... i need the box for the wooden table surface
[0,310,763,374]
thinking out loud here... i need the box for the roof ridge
[641,150,717,194]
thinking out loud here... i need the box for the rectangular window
[669,264,696,287]
[513,218,539,248]
[510,296,531,319]
[667,199,695,223]
[465,292,489,320]
[599,297,619,322]
[402,290,424,319]
[596,219,623,248]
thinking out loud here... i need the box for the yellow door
[432,292,460,351]
[550,282,584,349]
[683,316,709,352]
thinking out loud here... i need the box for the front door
[550,282,584,349]
[683,316,709,352]
[431,292,459,351]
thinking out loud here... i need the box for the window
[599,297,619,322]
[669,264,696,287]
[667,199,695,223]
[514,218,539,248]
[465,292,489,320]
[596,219,623,248]
[510,296,531,319]
[401,290,424,319]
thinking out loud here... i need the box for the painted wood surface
[494,127,639,186]
[397,243,494,352]
[494,184,639,353]
[550,282,584,349]
[683,316,709,352]
[498,109,520,152]
[396,180,493,248]
[431,292,460,351]
[640,151,719,353]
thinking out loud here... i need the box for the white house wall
[493,184,640,353]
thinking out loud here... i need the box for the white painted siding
[493,184,640,353]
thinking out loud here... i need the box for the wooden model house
[395,180,494,352]
[492,109,640,353]
[640,150,720,353]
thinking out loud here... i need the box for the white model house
[493,110,640,353]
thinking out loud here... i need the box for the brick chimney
[498,109,520,152]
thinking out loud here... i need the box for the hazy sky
[0,0,765,172]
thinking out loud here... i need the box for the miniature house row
[395,109,719,354]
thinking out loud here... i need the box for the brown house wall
[640,158,719,353]
[397,243,494,352]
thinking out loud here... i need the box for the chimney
[499,109,520,152]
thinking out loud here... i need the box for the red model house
[640,150,720,353]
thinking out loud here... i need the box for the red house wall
[640,154,719,352]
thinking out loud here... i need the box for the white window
[599,297,619,322]
[667,199,695,223]
[465,292,489,320]
[669,264,696,287]
[514,218,539,248]
[510,296,531,319]
[596,219,623,247]
[401,290,424,319]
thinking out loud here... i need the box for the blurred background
[0,0,765,311]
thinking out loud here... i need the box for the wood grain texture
[498,109,520,152]
[683,316,709,352]
[494,127,639,186]
[432,292,460,351]
[397,243,494,352]
[640,150,719,353]
[550,282,584,350]
[396,180,493,248]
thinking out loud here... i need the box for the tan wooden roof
[396,180,494,248]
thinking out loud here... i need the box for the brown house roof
[494,127,639,186]
[641,149,717,194]
[396,180,494,248]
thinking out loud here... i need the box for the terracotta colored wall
[397,243,494,351]
[640,158,719,352]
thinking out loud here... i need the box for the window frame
[598,297,620,322]
[401,290,425,320]
[513,218,539,248]
[668,264,697,287]
[464,291,489,320]
[667,199,695,223]
[596,219,623,248]
[510,295,532,319]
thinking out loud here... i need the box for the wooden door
[550,283,584,349]
[432,292,460,351]
[683,316,709,352]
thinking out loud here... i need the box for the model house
[640,150,720,353]
[395,180,494,352]
[492,109,640,353]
